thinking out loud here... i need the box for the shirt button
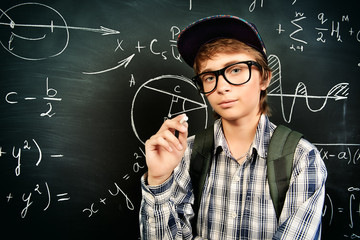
[231,211,237,219]
[234,175,240,182]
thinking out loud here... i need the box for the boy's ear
[260,71,272,90]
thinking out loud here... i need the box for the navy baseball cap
[177,15,267,68]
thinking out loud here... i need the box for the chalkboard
[0,0,359,239]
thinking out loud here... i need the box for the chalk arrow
[99,26,120,35]
[0,20,120,35]
[82,54,135,75]
[268,93,347,100]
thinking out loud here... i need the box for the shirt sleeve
[273,139,327,240]
[139,138,195,240]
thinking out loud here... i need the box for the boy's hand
[145,114,188,186]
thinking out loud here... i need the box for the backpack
[189,124,303,231]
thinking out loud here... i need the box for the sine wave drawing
[267,54,349,123]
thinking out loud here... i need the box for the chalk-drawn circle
[131,75,208,145]
[0,2,69,60]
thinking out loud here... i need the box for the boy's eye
[232,68,241,73]
[227,66,243,75]
[201,74,216,83]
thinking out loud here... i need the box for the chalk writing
[0,138,63,176]
[289,11,307,51]
[315,13,358,44]
[115,39,124,52]
[315,144,360,165]
[133,29,182,61]
[82,147,145,217]
[3,181,70,218]
[82,25,182,75]
[323,188,360,238]
[3,77,62,117]
[82,203,98,217]
[249,0,265,12]
[130,74,136,87]
[108,182,134,210]
[83,181,136,218]
[315,12,359,44]
[84,25,181,74]
[276,2,359,56]
[276,24,285,34]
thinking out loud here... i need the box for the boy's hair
[193,38,271,117]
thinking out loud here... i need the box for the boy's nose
[216,75,231,93]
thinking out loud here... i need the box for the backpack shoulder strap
[189,125,214,232]
[267,124,303,219]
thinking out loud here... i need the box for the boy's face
[200,51,269,122]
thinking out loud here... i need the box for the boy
[140,15,327,239]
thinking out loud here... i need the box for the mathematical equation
[2,77,61,117]
[82,25,182,75]
[316,144,360,165]
[0,138,63,176]
[2,181,70,218]
[82,147,145,217]
[323,187,360,239]
[276,11,359,53]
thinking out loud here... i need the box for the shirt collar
[213,114,276,161]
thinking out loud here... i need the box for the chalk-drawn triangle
[168,97,208,117]
[143,85,207,117]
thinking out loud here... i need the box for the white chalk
[179,115,188,124]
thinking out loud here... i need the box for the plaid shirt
[140,115,327,239]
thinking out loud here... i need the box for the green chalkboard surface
[0,0,359,239]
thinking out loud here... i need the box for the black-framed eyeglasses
[192,60,262,94]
